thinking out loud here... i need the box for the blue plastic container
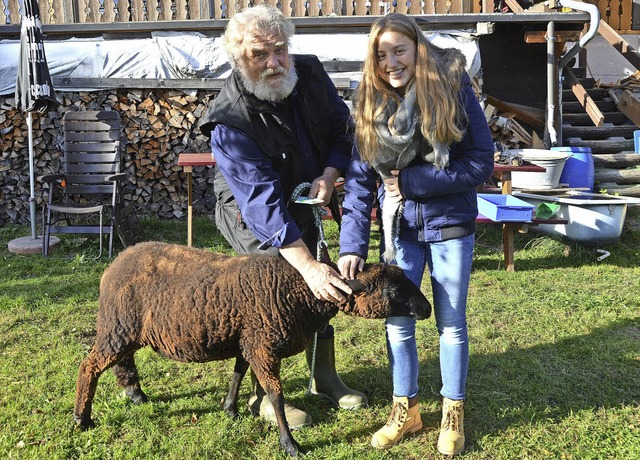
[477,194,534,222]
[551,146,594,191]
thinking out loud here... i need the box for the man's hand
[308,167,341,206]
[300,260,352,303]
[279,239,351,303]
[338,255,365,280]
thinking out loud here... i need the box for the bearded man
[199,4,367,428]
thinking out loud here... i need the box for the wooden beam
[593,154,640,168]
[595,166,640,184]
[531,130,547,149]
[485,94,545,129]
[597,20,640,71]
[524,30,582,44]
[597,183,640,196]
[609,88,640,127]
[570,137,634,153]
[52,75,354,91]
[563,112,629,125]
[564,68,605,127]
[563,124,637,139]
[484,103,496,123]
[0,13,593,40]
[504,0,524,13]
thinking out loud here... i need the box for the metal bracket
[476,22,495,35]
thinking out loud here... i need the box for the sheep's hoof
[125,387,148,405]
[222,406,239,418]
[73,415,95,430]
[281,439,303,458]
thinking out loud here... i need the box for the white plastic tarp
[0,31,481,95]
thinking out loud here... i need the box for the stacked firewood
[484,100,537,153]
[488,113,533,148]
[116,90,214,218]
[0,89,215,226]
[0,87,558,227]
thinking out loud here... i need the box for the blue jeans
[385,234,474,401]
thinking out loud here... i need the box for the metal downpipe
[547,20,558,146]
[548,0,600,146]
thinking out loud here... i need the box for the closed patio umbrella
[15,0,59,240]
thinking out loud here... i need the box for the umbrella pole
[27,111,37,239]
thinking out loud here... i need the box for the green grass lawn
[1,210,639,459]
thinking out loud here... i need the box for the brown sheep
[73,241,431,457]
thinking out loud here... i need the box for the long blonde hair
[355,14,465,165]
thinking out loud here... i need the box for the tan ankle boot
[437,397,465,455]
[370,396,422,449]
[247,371,312,430]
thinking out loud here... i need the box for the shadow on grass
[5,215,639,455]
[474,222,640,271]
[460,317,638,452]
[85,317,638,454]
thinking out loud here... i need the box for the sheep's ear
[345,278,366,293]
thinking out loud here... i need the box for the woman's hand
[382,169,402,199]
[338,255,365,280]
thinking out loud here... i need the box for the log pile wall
[0,89,216,226]
[3,83,639,228]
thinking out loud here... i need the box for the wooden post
[185,165,193,247]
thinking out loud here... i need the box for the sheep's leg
[222,356,249,417]
[112,353,147,405]
[74,350,122,429]
[252,362,302,457]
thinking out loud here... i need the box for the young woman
[337,14,494,455]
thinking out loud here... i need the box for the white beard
[239,62,298,102]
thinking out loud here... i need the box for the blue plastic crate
[477,194,534,222]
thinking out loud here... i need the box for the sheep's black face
[342,264,431,320]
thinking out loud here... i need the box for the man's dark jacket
[199,54,353,201]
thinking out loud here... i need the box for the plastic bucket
[551,146,594,191]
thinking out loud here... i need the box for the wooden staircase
[561,68,636,155]
[558,22,640,196]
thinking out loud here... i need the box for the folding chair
[41,110,125,258]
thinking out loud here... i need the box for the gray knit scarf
[372,83,450,262]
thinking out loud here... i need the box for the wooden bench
[476,214,568,271]
[177,153,216,247]
[482,163,558,271]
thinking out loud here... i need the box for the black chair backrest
[63,111,121,195]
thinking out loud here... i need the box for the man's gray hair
[223,4,295,67]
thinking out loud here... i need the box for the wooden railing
[594,0,633,31]
[0,0,634,31]
[1,0,477,25]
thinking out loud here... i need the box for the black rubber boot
[305,335,368,410]
[247,370,312,430]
